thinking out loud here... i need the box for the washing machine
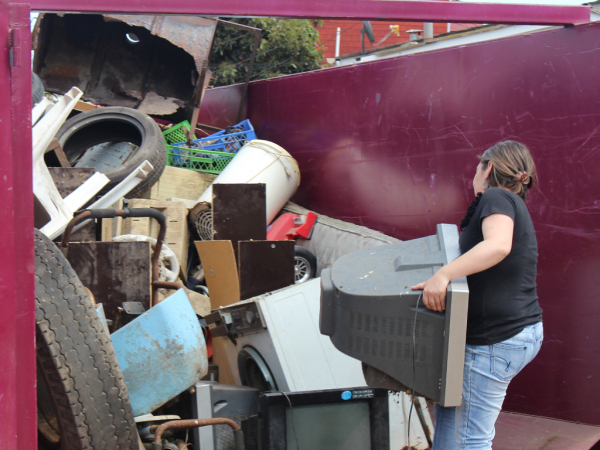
[206,279,433,449]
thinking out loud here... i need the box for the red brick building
[317,20,475,60]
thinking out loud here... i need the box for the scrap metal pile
[32,13,432,450]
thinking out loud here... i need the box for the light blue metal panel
[111,289,208,416]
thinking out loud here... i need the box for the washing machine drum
[238,346,278,393]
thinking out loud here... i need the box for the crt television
[320,224,469,407]
[256,388,390,450]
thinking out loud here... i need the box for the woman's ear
[484,161,494,179]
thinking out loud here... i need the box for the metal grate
[346,311,433,363]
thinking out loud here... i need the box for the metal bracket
[8,28,21,67]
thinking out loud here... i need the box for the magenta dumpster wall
[202,22,600,425]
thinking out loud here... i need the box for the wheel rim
[37,364,61,447]
[295,256,312,283]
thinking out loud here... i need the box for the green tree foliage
[210,18,324,87]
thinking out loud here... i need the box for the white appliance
[207,279,433,449]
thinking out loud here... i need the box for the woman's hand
[411,271,450,312]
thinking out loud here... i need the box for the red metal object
[267,212,317,240]
[28,0,590,26]
[0,3,36,449]
[205,20,600,431]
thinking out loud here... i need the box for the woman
[412,140,543,449]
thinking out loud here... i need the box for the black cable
[407,291,423,450]
[263,390,301,450]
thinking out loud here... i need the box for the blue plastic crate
[168,120,256,174]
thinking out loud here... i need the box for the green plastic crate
[163,121,194,145]
[166,147,234,175]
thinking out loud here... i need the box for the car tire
[294,246,317,284]
[35,229,137,449]
[54,106,166,197]
[32,72,44,105]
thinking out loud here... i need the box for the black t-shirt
[459,188,543,345]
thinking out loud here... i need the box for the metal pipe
[62,208,167,307]
[152,419,244,450]
[335,27,341,60]
[153,280,185,291]
[424,22,434,39]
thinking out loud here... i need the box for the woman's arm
[411,213,514,312]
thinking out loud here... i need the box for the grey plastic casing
[320,224,469,407]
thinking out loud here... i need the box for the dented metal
[34,13,217,116]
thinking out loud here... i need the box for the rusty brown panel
[103,15,217,75]
[238,240,295,300]
[34,13,216,116]
[66,241,151,321]
[212,184,267,261]
[48,167,95,198]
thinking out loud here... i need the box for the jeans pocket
[491,343,527,381]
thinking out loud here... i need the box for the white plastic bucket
[198,139,300,225]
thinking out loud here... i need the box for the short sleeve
[478,188,516,222]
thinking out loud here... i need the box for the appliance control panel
[206,301,266,338]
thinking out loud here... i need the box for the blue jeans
[432,322,543,450]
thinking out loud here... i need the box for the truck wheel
[32,72,45,105]
[294,246,317,284]
[35,229,137,449]
[54,107,166,197]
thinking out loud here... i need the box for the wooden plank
[212,183,267,261]
[238,240,295,300]
[140,166,216,202]
[46,138,71,168]
[66,241,151,321]
[123,199,189,279]
[194,240,240,309]
[48,167,96,197]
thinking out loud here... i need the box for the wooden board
[238,240,295,300]
[66,241,151,321]
[123,199,189,279]
[49,167,97,241]
[140,166,216,202]
[212,184,267,261]
[211,338,236,386]
[194,240,240,309]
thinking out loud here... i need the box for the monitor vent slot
[346,310,433,363]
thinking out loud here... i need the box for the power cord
[263,390,301,450]
[407,291,423,450]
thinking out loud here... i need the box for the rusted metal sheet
[212,184,267,261]
[66,241,151,322]
[34,13,217,116]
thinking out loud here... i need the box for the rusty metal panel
[66,241,151,321]
[212,184,267,261]
[34,13,217,116]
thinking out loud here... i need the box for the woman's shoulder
[481,187,520,205]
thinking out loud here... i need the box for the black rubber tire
[294,246,317,284]
[54,106,166,197]
[34,229,137,450]
[32,72,45,105]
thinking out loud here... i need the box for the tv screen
[285,402,371,450]
[258,388,389,450]
[320,224,469,407]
